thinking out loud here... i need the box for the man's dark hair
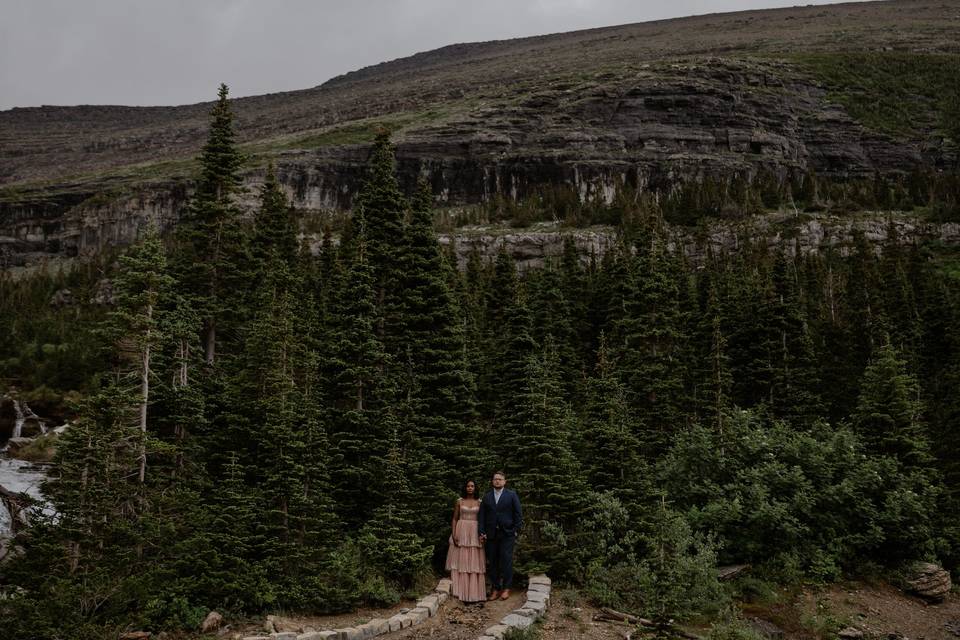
[492,470,506,479]
[462,478,479,499]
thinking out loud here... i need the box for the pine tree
[489,285,539,455]
[507,337,587,574]
[581,334,644,498]
[104,226,174,483]
[618,234,686,454]
[560,235,592,362]
[353,131,408,358]
[171,83,247,365]
[250,164,299,279]
[852,339,932,470]
[477,246,521,419]
[396,180,475,479]
[769,250,824,424]
[691,283,734,438]
[16,234,191,625]
[357,412,432,586]
[189,453,268,610]
[327,216,392,525]
[530,262,581,397]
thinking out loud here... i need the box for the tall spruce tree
[852,339,932,470]
[357,413,432,586]
[396,181,476,481]
[489,284,539,456]
[507,337,588,575]
[104,226,174,483]
[618,234,686,454]
[581,334,644,499]
[353,132,408,359]
[769,251,824,424]
[328,216,392,525]
[172,83,246,365]
[250,165,299,279]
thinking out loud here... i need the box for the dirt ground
[231,579,960,640]
[744,581,960,640]
[821,581,960,640]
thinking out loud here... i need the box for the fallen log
[594,607,704,640]
[717,564,751,581]
[598,606,654,627]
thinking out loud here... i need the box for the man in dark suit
[478,470,522,600]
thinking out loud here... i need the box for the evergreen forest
[1,85,959,639]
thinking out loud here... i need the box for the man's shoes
[488,590,501,601]
[499,589,511,600]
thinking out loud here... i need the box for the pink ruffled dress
[445,500,486,602]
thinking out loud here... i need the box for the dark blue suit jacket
[478,488,522,539]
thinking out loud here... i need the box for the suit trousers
[485,530,515,589]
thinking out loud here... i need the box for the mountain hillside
[1,0,959,270]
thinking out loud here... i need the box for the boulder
[747,617,784,639]
[484,624,509,638]
[19,416,44,438]
[264,616,278,634]
[837,628,863,639]
[905,562,952,602]
[5,437,33,455]
[119,633,152,640]
[90,278,115,305]
[201,610,224,632]
[49,288,74,307]
[501,613,534,628]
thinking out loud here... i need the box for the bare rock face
[904,562,952,602]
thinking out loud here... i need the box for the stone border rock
[478,574,551,640]
[242,578,453,640]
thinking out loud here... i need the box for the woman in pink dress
[445,479,486,603]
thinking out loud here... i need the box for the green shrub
[143,594,207,631]
[659,410,941,578]
[708,608,766,640]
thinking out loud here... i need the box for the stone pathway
[242,575,552,640]
[477,574,551,640]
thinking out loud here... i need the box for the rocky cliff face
[1,1,959,271]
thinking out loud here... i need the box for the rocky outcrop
[432,214,960,269]
[904,562,952,602]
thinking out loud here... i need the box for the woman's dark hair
[462,479,479,499]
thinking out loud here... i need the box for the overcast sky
[1,0,868,111]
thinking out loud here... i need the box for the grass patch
[798,596,849,639]
[274,120,394,149]
[503,623,541,640]
[792,52,960,140]
[12,431,59,462]
[0,156,199,207]
[250,105,462,153]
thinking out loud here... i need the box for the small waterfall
[11,399,46,439]
[22,401,45,435]
[11,400,24,439]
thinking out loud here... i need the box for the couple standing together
[445,471,523,603]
